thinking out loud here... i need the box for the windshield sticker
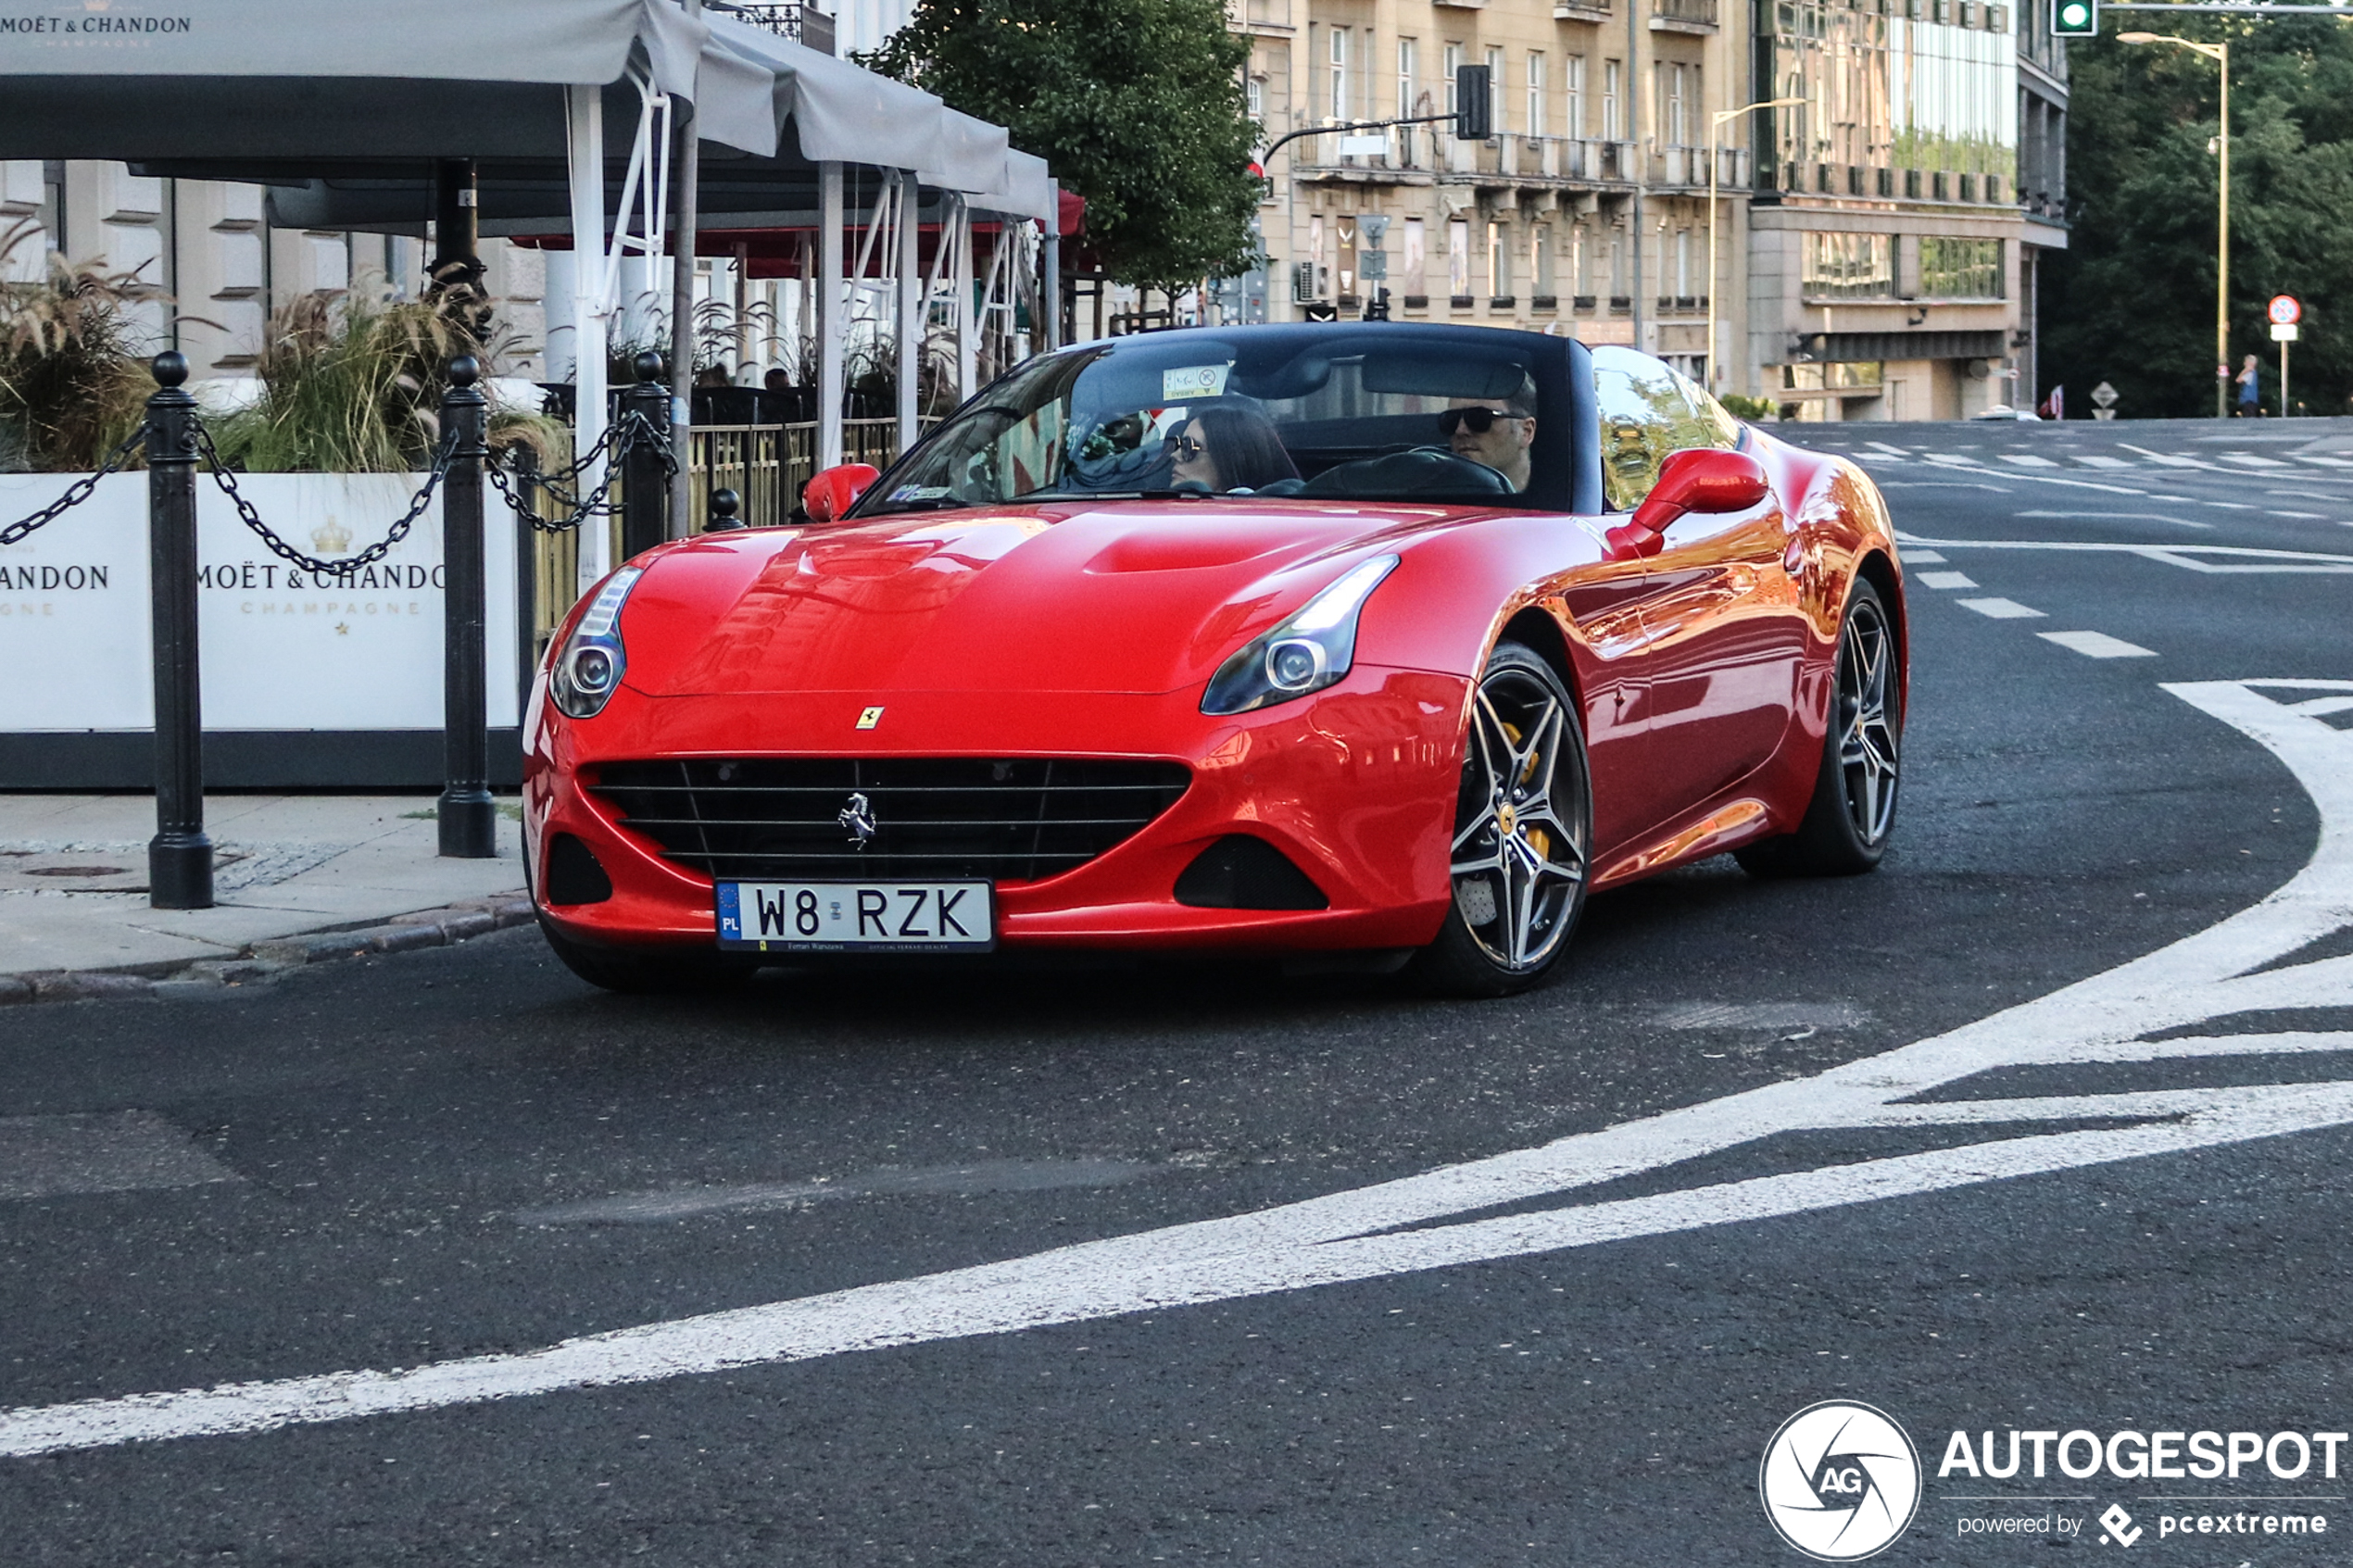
[889,484,956,503]
[1162,365,1231,401]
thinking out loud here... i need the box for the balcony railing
[1651,0,1719,26]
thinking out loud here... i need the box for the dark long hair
[1187,402,1300,491]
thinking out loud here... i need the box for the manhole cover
[25,866,131,877]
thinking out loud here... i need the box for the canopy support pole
[817,159,845,470]
[667,67,699,541]
[1041,181,1062,353]
[953,195,975,403]
[897,171,921,454]
[566,82,610,591]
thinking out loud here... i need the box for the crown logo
[309,515,352,555]
[82,2,110,11]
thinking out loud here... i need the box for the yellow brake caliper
[1499,721,1551,860]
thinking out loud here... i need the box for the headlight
[548,566,643,719]
[1202,555,1398,716]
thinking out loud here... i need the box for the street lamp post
[1708,96,1807,398]
[2120,32,2229,418]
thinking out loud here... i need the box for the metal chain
[487,412,674,534]
[195,422,457,578]
[0,425,151,547]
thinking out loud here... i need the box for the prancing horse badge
[856,706,885,730]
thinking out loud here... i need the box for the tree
[2045,18,2353,417]
[861,0,1263,293]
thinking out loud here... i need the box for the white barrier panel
[0,471,520,732]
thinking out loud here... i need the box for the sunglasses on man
[1438,406,1530,436]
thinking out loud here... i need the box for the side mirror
[1604,448,1771,560]
[802,463,881,523]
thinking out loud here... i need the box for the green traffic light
[2055,0,2095,31]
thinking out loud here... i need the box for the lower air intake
[592,758,1191,884]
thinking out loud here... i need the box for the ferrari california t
[522,324,1906,996]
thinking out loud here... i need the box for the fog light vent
[546,834,614,906]
[1174,835,1328,911]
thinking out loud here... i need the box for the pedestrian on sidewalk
[2236,353,2263,416]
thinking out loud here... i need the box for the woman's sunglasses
[1165,435,1208,461]
[1438,407,1529,436]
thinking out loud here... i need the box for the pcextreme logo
[1760,1400,1923,1561]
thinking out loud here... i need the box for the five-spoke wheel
[1414,642,1593,997]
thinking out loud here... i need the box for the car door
[1592,348,1810,829]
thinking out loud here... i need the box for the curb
[2,893,537,1007]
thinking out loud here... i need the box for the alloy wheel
[1449,662,1591,973]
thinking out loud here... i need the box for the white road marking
[1878,481,2014,493]
[2271,510,2330,520]
[1917,571,1979,590]
[2120,444,2217,470]
[1957,597,2046,619]
[1864,441,1916,458]
[2206,501,2258,510]
[9,681,2353,1460]
[2014,509,2212,531]
[1652,1002,1871,1031]
[2071,456,2133,470]
[2295,455,2353,470]
[1900,549,1948,564]
[2218,454,2292,470]
[2038,631,2158,659]
[1997,454,2060,469]
[1903,536,2353,575]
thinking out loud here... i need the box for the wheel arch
[1852,547,1908,715]
[1497,603,1584,713]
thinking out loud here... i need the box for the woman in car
[1166,403,1301,493]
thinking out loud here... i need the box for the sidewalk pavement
[1,794,531,986]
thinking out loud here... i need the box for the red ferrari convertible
[523,324,1905,996]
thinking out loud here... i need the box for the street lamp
[1708,96,1807,398]
[2120,31,2230,418]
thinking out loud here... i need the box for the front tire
[1411,642,1594,998]
[1736,576,1901,877]
[538,917,758,994]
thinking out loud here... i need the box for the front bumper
[525,667,1467,953]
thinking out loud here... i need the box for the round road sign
[2270,295,2302,325]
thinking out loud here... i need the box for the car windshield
[854,330,1559,515]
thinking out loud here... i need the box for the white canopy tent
[0,0,1058,585]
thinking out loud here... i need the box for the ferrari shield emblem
[856,706,884,730]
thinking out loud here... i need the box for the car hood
[618,500,1462,698]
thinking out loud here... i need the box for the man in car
[1441,392,1536,491]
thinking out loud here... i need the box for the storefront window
[1765,1,2016,190]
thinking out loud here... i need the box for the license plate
[715,880,995,952]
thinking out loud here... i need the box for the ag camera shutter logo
[1760,1400,1922,1561]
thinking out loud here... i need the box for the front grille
[591,758,1192,884]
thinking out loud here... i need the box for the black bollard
[437,356,497,859]
[145,352,213,910]
[705,487,744,532]
[620,350,670,558]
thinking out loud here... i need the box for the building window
[1571,224,1589,296]
[1533,225,1554,297]
[1403,216,1426,295]
[1801,232,1894,299]
[1488,220,1510,298]
[1247,77,1265,121]
[1603,59,1622,141]
[1526,53,1546,139]
[1442,43,1462,146]
[1328,28,1349,123]
[1448,218,1470,299]
[1609,229,1627,299]
[1398,37,1417,118]
[1486,46,1506,135]
[1675,228,1692,296]
[1919,236,2005,298]
[1660,62,1689,146]
[1309,214,1327,299]
[1565,56,1586,140]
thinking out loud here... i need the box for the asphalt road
[6,415,2353,1566]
